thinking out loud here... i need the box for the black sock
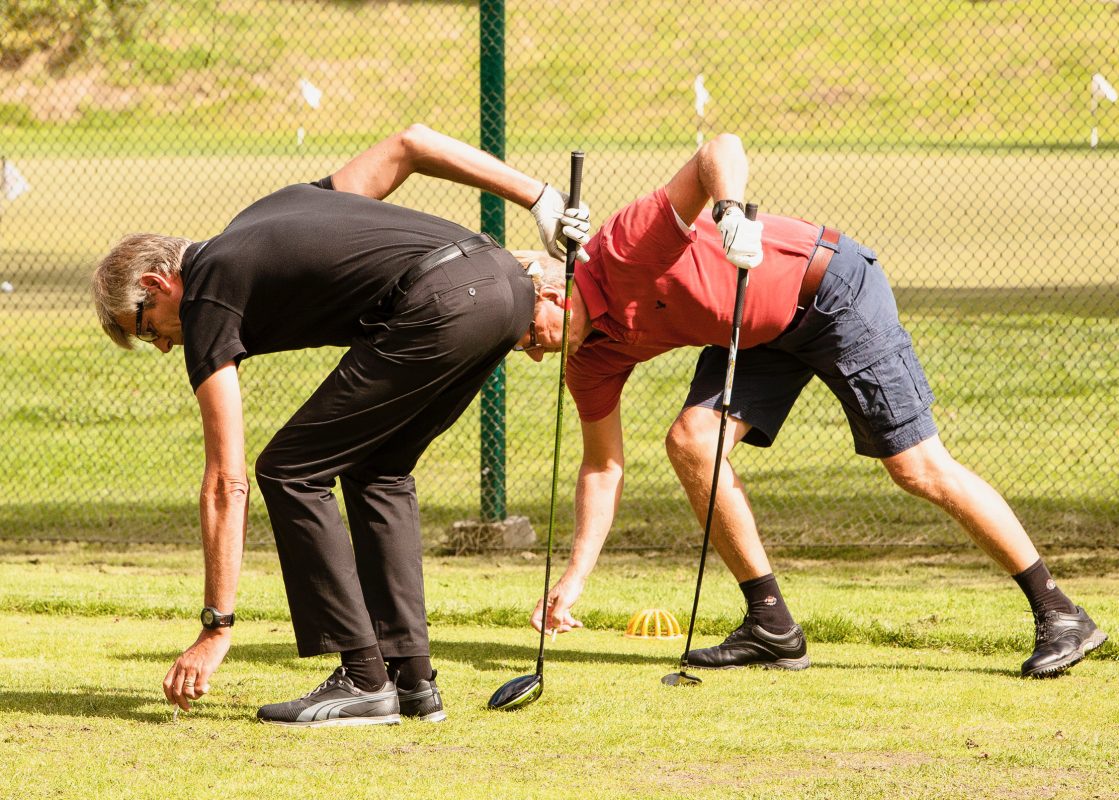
[740,574,796,633]
[386,655,433,691]
[1013,558,1076,617]
[340,645,390,691]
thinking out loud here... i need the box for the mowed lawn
[0,544,1117,799]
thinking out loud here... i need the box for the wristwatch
[712,199,746,224]
[200,606,235,630]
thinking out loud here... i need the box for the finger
[162,668,176,705]
[182,672,205,700]
[556,610,580,631]
[195,671,212,697]
[560,212,589,229]
[561,224,590,243]
[563,207,590,222]
[171,671,193,710]
[196,658,220,696]
[168,677,191,711]
[576,247,590,263]
[546,607,566,633]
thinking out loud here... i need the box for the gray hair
[91,233,192,349]
[510,250,566,294]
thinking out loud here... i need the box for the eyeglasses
[134,295,158,343]
[513,320,539,352]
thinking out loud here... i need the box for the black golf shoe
[396,670,446,722]
[1021,606,1108,679]
[687,616,810,671]
[257,667,400,727]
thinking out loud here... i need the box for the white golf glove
[531,183,591,263]
[718,207,764,270]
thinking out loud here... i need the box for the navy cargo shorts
[684,231,938,458]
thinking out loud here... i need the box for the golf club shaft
[678,202,758,669]
[535,150,584,676]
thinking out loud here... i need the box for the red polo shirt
[568,187,821,421]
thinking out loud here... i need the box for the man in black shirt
[91,125,589,726]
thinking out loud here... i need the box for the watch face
[201,609,215,626]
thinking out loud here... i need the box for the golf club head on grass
[487,673,543,711]
[661,670,703,687]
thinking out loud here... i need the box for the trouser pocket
[834,325,934,432]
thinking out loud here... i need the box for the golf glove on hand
[531,183,591,263]
[718,207,764,270]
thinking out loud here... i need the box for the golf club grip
[729,203,758,334]
[722,201,758,405]
[565,151,585,278]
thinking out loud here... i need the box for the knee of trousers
[254,445,323,501]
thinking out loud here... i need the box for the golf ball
[0,281,12,294]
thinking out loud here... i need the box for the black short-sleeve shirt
[178,182,474,391]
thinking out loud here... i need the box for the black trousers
[255,247,534,657]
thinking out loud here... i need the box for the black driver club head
[661,670,703,687]
[487,673,543,711]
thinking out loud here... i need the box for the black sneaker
[256,667,400,727]
[1022,606,1108,679]
[396,669,446,723]
[686,616,810,671]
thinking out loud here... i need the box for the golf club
[662,202,758,687]
[488,150,585,711]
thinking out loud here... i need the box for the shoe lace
[303,668,346,699]
[723,617,756,644]
[1033,612,1055,645]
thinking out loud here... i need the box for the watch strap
[200,606,235,629]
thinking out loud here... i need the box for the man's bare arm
[331,124,544,208]
[663,133,749,225]
[532,405,625,633]
[163,362,247,711]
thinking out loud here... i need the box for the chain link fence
[1,1,1116,550]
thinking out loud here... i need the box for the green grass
[3,1,1117,153]
[1,1,1116,549]
[1,544,1117,799]
[1,147,1116,548]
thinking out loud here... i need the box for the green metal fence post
[479,0,506,522]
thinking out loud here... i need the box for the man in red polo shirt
[515,132,1105,679]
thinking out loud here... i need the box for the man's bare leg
[883,435,1107,677]
[665,405,809,670]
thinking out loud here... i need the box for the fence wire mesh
[1,1,1116,550]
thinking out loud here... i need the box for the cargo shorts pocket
[834,325,934,432]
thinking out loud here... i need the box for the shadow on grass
[895,283,1119,319]
[810,657,1018,678]
[432,638,672,672]
[0,687,220,722]
[120,638,671,673]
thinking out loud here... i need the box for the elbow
[399,123,435,160]
[203,472,250,507]
[704,132,744,160]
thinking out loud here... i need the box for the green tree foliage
[0,0,148,72]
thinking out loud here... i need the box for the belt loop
[816,225,840,253]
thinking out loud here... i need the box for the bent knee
[883,448,965,503]
[665,412,718,467]
[254,444,298,489]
